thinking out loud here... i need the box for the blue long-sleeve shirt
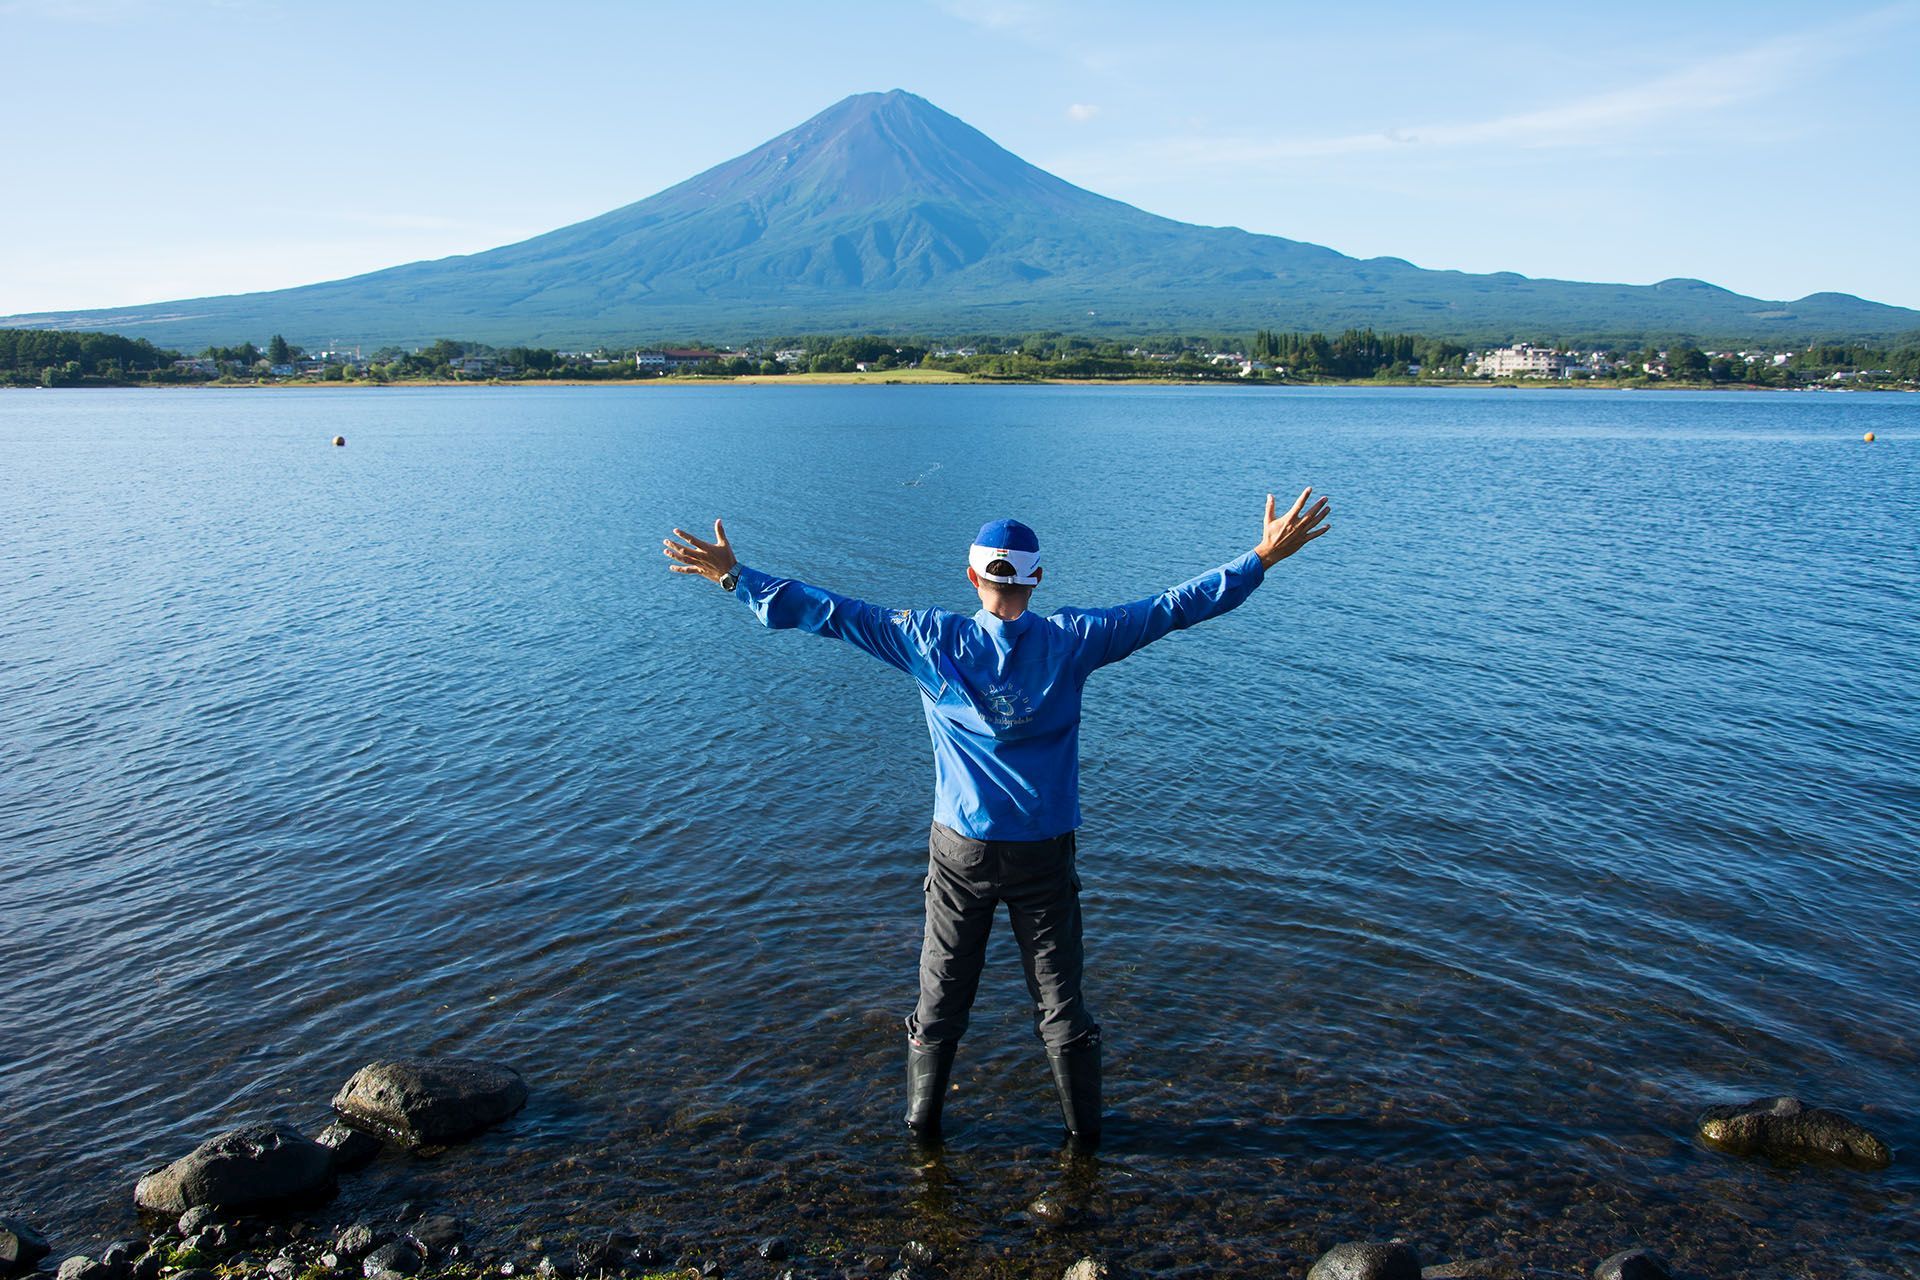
[731,550,1267,840]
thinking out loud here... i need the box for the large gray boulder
[1308,1242,1423,1280]
[133,1121,336,1215]
[1697,1096,1892,1170]
[331,1058,527,1146]
[0,1221,50,1277]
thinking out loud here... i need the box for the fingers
[1299,497,1331,528]
[713,517,729,547]
[1287,486,1311,520]
[671,526,714,552]
[1264,493,1276,525]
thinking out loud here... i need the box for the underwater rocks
[133,1121,336,1215]
[1696,1096,1892,1169]
[332,1058,528,1146]
[1307,1242,1423,1280]
[0,1221,50,1277]
[1592,1247,1673,1280]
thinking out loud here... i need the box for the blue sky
[4,0,1916,315]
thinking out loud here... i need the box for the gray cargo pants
[905,820,1099,1051]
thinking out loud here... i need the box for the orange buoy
[1863,432,1875,443]
[333,435,346,447]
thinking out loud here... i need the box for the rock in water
[0,1221,51,1277]
[1062,1260,1108,1280]
[1696,1096,1893,1169]
[316,1121,384,1171]
[363,1242,424,1279]
[1308,1242,1423,1280]
[134,1122,335,1215]
[1593,1248,1673,1280]
[331,1059,528,1145]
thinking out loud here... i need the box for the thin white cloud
[1066,103,1099,123]
[1075,4,1917,171]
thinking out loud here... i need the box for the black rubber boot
[1046,1030,1102,1152]
[905,1036,957,1141]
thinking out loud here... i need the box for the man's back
[735,549,1267,839]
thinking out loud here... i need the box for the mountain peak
[7,91,1916,346]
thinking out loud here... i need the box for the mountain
[8,90,1917,348]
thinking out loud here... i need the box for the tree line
[6,325,1918,387]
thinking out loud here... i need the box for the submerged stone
[1593,1248,1673,1280]
[331,1058,528,1146]
[134,1122,335,1215]
[1308,1242,1423,1280]
[316,1121,384,1172]
[0,1223,51,1278]
[1062,1260,1108,1280]
[1696,1096,1892,1169]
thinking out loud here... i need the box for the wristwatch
[719,564,741,592]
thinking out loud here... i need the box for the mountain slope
[8,90,1917,347]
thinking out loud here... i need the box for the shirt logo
[982,680,1033,727]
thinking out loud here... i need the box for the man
[663,488,1331,1151]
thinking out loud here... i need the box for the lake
[3,385,1916,1278]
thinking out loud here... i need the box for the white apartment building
[1477,344,1570,378]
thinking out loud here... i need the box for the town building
[1476,345,1570,378]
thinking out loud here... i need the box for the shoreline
[5,373,1911,393]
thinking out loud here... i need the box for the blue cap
[973,518,1039,554]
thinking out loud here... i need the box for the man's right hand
[1254,488,1331,569]
[663,518,739,585]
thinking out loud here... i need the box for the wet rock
[1422,1262,1511,1280]
[334,1225,387,1260]
[0,1222,50,1278]
[1027,1193,1080,1229]
[98,1241,137,1280]
[364,1242,423,1279]
[1307,1242,1423,1280]
[57,1257,104,1280]
[134,1121,336,1215]
[332,1058,528,1146]
[1697,1096,1892,1169]
[408,1216,464,1259]
[1062,1260,1108,1280]
[176,1208,222,1238]
[899,1241,937,1267]
[266,1254,298,1280]
[1593,1248,1672,1280]
[171,1270,218,1280]
[316,1122,384,1172]
[758,1239,791,1262]
[127,1253,161,1280]
[186,1226,229,1256]
[536,1254,575,1280]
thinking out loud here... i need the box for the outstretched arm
[1075,487,1331,670]
[663,518,920,674]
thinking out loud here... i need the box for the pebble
[758,1238,791,1261]
[1062,1260,1108,1280]
[898,1240,937,1267]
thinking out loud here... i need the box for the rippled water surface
[4,386,1917,1278]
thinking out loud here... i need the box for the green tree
[268,334,291,364]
